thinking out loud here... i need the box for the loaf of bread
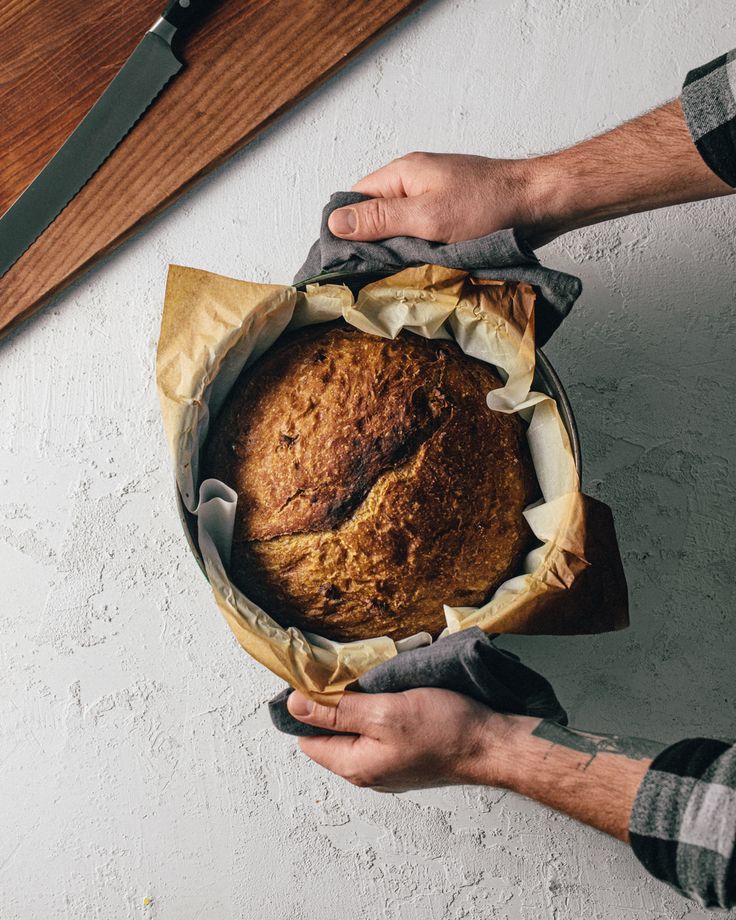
[203,322,538,642]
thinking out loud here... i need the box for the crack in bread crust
[246,376,454,542]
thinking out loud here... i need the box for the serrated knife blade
[0,1,215,278]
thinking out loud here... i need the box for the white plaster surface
[2,1,736,917]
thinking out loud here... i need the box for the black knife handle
[162,0,216,31]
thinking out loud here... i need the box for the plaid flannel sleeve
[629,738,736,908]
[681,50,736,187]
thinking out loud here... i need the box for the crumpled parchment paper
[157,264,628,704]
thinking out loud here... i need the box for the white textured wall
[2,1,735,917]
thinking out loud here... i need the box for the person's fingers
[351,151,437,198]
[351,161,408,199]
[327,194,444,242]
[299,734,384,788]
[298,733,361,775]
[287,690,392,737]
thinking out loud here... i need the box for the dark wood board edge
[0,0,425,344]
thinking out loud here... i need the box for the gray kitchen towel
[269,192,580,736]
[270,628,567,736]
[294,191,583,347]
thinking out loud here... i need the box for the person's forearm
[476,715,665,841]
[524,98,735,242]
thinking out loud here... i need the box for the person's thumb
[327,195,436,242]
[287,690,379,735]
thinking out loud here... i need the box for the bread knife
[0,0,217,279]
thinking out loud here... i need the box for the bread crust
[203,322,538,641]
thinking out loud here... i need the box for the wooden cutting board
[0,0,423,339]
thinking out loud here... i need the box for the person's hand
[287,687,517,792]
[327,152,557,248]
[327,101,736,250]
[287,688,653,843]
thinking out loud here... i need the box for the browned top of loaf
[203,322,538,642]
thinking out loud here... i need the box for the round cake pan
[176,269,582,576]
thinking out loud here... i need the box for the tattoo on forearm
[531,720,666,769]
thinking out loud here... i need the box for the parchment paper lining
[158,264,607,704]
